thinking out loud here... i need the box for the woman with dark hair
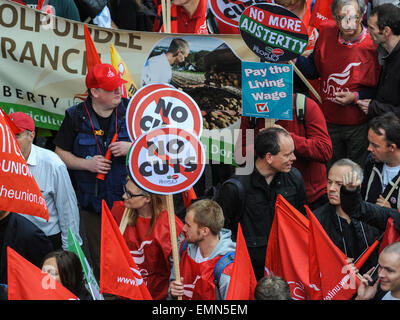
[111,176,184,299]
[41,250,92,300]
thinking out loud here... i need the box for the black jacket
[361,155,400,209]
[369,41,400,118]
[0,213,53,284]
[314,202,381,274]
[341,186,400,231]
[216,166,308,247]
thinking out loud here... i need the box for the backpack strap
[214,252,235,298]
[222,178,246,223]
[295,93,307,124]
[179,239,189,258]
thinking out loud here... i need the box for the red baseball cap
[9,112,35,134]
[86,63,127,91]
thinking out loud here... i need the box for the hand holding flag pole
[96,133,118,180]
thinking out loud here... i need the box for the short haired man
[356,241,400,300]
[169,199,236,300]
[357,3,400,118]
[296,0,381,167]
[254,275,292,300]
[9,112,82,251]
[217,127,307,280]
[141,38,189,86]
[240,93,333,210]
[54,63,131,280]
[314,159,381,274]
[362,112,400,209]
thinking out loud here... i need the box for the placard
[239,3,308,62]
[241,60,293,119]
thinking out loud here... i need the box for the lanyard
[337,214,368,258]
[83,103,118,156]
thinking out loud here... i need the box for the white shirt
[141,53,172,86]
[194,247,208,263]
[20,144,82,250]
[382,291,400,300]
[382,163,400,192]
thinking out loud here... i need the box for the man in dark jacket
[54,63,132,280]
[357,3,400,118]
[216,127,308,280]
[314,159,381,274]
[362,112,400,209]
[0,210,53,284]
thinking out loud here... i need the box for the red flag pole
[354,233,384,270]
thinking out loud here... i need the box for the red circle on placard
[209,0,273,27]
[128,127,205,195]
[132,88,203,139]
[126,83,171,142]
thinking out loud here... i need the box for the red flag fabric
[309,0,334,29]
[7,247,77,300]
[265,195,310,300]
[226,223,257,300]
[100,200,153,300]
[307,207,359,300]
[0,108,49,221]
[379,217,400,254]
[36,0,45,10]
[84,24,102,73]
[182,187,197,209]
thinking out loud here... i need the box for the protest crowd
[2,0,400,302]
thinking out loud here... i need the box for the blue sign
[241,61,293,120]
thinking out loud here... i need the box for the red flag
[182,187,197,209]
[265,195,310,300]
[307,207,359,300]
[0,108,49,221]
[379,217,400,254]
[226,223,257,300]
[84,24,102,73]
[309,0,334,29]
[7,247,77,300]
[36,0,45,10]
[100,200,153,300]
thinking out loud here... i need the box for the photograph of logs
[143,36,243,130]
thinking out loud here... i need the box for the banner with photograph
[0,0,260,164]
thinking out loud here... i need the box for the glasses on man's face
[123,184,147,199]
[335,15,360,22]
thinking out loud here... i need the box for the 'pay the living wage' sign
[242,60,293,119]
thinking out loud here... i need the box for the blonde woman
[111,176,184,300]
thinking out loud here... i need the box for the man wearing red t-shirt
[153,0,208,34]
[296,0,381,168]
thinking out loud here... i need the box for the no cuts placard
[128,87,203,141]
[127,127,206,195]
[125,83,171,142]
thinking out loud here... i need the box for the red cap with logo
[9,112,35,134]
[86,63,127,91]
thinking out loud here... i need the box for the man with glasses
[54,63,132,281]
[357,3,400,119]
[295,0,380,169]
